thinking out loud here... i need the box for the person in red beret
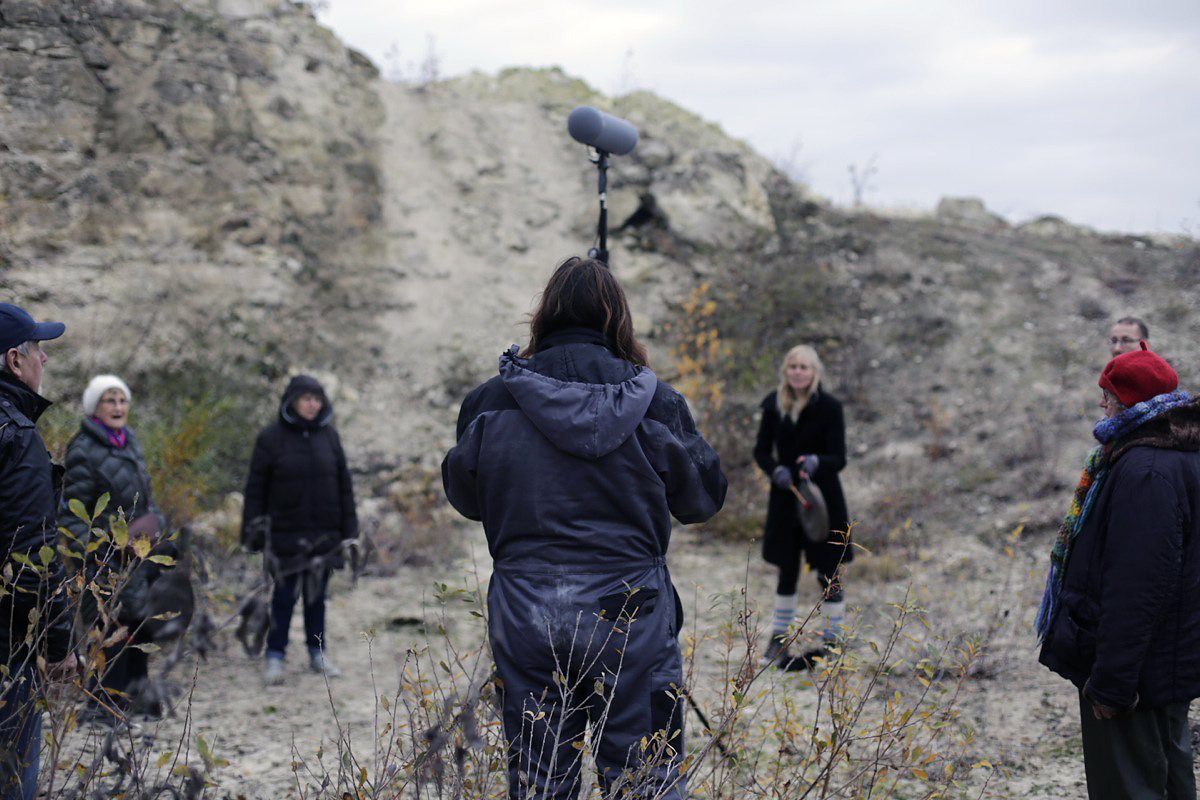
[1036,342,1200,798]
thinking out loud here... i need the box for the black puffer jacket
[1038,398,1200,710]
[59,418,162,541]
[242,375,357,572]
[59,417,166,624]
[0,373,72,665]
[753,389,851,565]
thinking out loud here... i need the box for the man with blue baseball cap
[0,302,78,799]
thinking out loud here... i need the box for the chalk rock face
[1,0,386,398]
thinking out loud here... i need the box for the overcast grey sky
[319,1,1200,236]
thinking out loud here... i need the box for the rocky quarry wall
[3,0,1198,542]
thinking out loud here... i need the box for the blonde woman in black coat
[753,345,852,667]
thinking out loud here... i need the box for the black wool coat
[753,388,852,568]
[242,378,357,573]
[1038,398,1200,710]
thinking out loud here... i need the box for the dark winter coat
[59,417,166,624]
[0,373,72,665]
[242,375,357,575]
[443,329,727,565]
[1038,398,1200,711]
[442,328,726,796]
[754,388,852,568]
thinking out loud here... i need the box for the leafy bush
[137,390,260,527]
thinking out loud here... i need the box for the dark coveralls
[442,328,727,799]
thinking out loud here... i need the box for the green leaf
[112,516,128,548]
[147,555,176,566]
[38,546,54,566]
[69,498,90,523]
[93,493,110,519]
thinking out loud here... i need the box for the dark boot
[763,634,790,665]
[779,643,832,672]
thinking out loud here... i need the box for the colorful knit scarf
[1034,389,1192,640]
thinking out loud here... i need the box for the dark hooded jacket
[0,373,72,665]
[242,375,357,572]
[1038,397,1200,710]
[442,329,727,567]
[58,416,166,624]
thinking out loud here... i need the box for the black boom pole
[589,149,610,265]
[567,106,638,267]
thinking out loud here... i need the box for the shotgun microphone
[567,106,639,155]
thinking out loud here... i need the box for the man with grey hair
[0,303,79,799]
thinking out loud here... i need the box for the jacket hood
[279,374,332,428]
[499,347,656,460]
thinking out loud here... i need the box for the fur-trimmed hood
[1108,395,1200,463]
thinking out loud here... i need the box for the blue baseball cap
[0,303,66,352]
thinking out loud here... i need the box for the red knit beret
[1099,342,1178,407]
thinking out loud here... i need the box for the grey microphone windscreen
[567,106,639,155]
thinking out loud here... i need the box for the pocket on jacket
[1049,607,1097,669]
[598,587,658,622]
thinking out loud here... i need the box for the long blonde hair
[776,344,823,421]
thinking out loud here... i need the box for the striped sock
[772,594,796,637]
[823,600,846,642]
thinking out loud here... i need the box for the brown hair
[523,256,649,367]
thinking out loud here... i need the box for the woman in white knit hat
[59,374,168,726]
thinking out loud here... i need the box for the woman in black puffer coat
[59,374,167,722]
[242,374,357,686]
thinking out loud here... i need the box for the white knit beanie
[82,374,132,415]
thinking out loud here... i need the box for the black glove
[241,515,269,553]
[772,465,793,489]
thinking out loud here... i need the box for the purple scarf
[91,416,127,448]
